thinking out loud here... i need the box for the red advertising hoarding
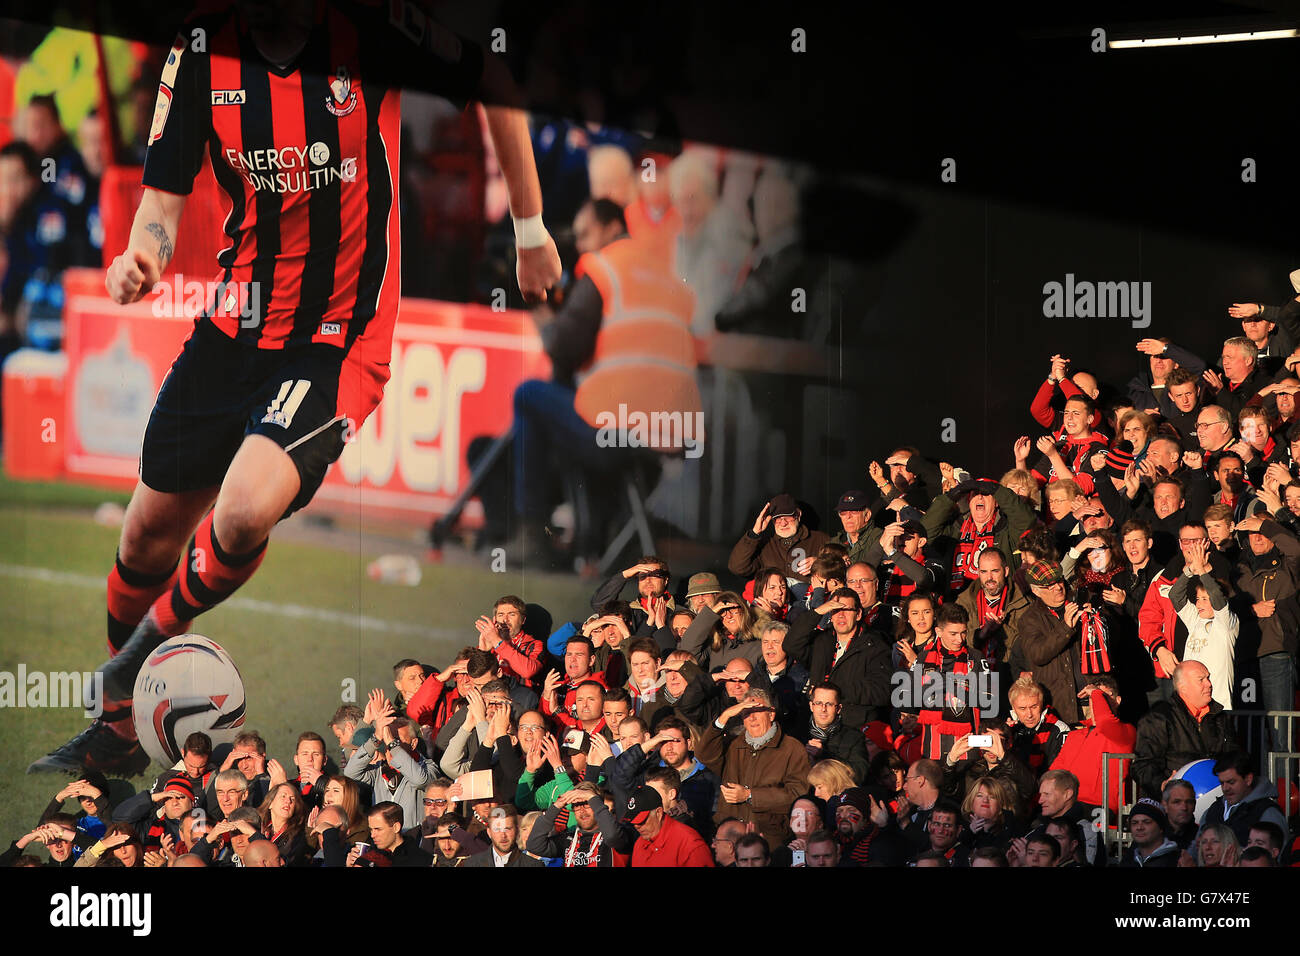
[58,268,549,524]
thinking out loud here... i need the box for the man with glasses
[898,759,943,848]
[798,681,869,784]
[1194,405,1235,456]
[439,680,517,778]
[711,817,747,866]
[526,782,632,866]
[729,493,830,585]
[845,562,886,629]
[208,768,249,824]
[1018,559,1102,725]
[406,777,454,851]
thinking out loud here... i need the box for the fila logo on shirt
[212,89,247,105]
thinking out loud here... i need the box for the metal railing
[1097,709,1299,862]
[1101,751,1137,863]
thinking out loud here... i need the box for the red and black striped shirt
[143,0,483,353]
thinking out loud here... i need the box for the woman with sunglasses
[678,590,764,671]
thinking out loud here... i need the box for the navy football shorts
[140,318,351,517]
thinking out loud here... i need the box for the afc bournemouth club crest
[326,66,358,117]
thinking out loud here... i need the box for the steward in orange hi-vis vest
[572,236,703,452]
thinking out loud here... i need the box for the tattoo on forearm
[145,222,173,264]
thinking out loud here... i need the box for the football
[1173,758,1223,824]
[131,635,247,767]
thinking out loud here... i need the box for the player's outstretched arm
[481,104,561,303]
[105,187,187,305]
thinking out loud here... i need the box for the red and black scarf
[884,555,923,604]
[1081,567,1121,589]
[951,517,997,589]
[1078,607,1111,675]
[917,643,979,735]
[975,586,1005,627]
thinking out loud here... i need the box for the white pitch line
[0,563,461,640]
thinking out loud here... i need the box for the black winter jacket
[782,613,893,727]
[1133,698,1238,799]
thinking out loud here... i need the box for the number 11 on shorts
[262,379,311,428]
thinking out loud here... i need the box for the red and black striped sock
[151,511,268,637]
[106,552,180,656]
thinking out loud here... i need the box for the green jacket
[922,483,1037,575]
[515,768,608,827]
[833,524,883,567]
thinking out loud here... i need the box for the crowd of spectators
[12,327,1300,865]
[4,23,1300,872]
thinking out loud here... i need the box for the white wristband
[512,214,549,249]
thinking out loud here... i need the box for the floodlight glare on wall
[1109,29,1297,49]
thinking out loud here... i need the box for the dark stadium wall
[794,183,1294,512]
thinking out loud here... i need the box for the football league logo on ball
[133,635,247,766]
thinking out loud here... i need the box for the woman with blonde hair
[807,758,856,805]
[959,775,1024,859]
[1000,468,1041,510]
[1194,823,1241,867]
[518,810,550,863]
[678,590,762,670]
